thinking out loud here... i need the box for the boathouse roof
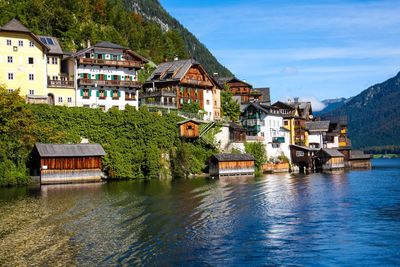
[212,153,255,162]
[319,148,344,158]
[177,119,202,125]
[350,150,372,160]
[35,143,106,157]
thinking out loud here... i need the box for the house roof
[305,121,330,132]
[35,143,106,157]
[229,122,246,131]
[177,119,202,125]
[0,18,31,32]
[350,150,371,160]
[0,19,50,52]
[244,102,284,116]
[290,144,319,152]
[217,76,252,88]
[319,148,344,158]
[94,41,127,49]
[212,153,255,162]
[38,35,63,54]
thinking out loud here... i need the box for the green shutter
[80,89,83,96]
[89,89,92,97]
[96,90,99,97]
[104,90,107,97]
[117,91,121,97]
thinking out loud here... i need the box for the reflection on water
[1,159,400,265]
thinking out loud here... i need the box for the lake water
[1,159,400,266]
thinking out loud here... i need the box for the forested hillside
[325,72,400,149]
[0,0,231,76]
[124,0,233,76]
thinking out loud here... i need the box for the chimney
[294,97,299,103]
[174,55,179,61]
[87,40,91,48]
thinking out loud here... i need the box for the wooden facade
[315,149,345,170]
[290,145,318,173]
[33,143,106,185]
[177,119,201,139]
[209,154,255,177]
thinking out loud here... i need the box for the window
[52,76,58,80]
[6,40,11,46]
[52,57,58,64]
[112,55,118,60]
[82,89,90,98]
[8,89,13,93]
[28,57,34,64]
[18,40,23,47]
[112,90,120,99]
[29,74,34,80]
[29,41,34,47]
[272,143,280,148]
[8,73,13,80]
[206,100,210,105]
[7,56,13,63]
[29,89,34,95]
[125,91,136,100]
[99,105,106,111]
[99,90,106,99]
[284,120,289,126]
[58,97,63,103]
[47,57,50,64]
[67,97,72,103]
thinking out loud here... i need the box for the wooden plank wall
[41,157,101,170]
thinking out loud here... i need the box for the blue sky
[160,0,400,108]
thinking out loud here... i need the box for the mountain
[315,97,349,116]
[324,72,400,149]
[124,0,233,77]
[0,0,232,77]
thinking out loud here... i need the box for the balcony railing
[140,90,176,98]
[272,137,285,143]
[246,135,264,141]
[78,57,142,68]
[79,79,141,88]
[141,102,177,109]
[48,80,74,88]
[181,78,213,88]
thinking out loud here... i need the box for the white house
[72,41,147,111]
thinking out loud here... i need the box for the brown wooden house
[32,143,106,185]
[209,153,255,178]
[141,58,222,120]
[315,148,345,170]
[290,144,319,173]
[177,119,201,139]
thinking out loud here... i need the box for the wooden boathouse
[209,153,255,178]
[32,143,106,185]
[315,148,345,170]
[290,145,319,173]
[177,119,201,139]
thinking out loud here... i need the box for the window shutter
[80,89,83,96]
[104,90,107,97]
[118,91,121,97]
[89,89,92,97]
[96,90,99,97]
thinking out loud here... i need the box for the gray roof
[213,153,255,162]
[350,150,371,160]
[38,35,63,54]
[146,59,197,83]
[305,121,330,132]
[290,144,319,152]
[0,18,30,32]
[320,148,344,158]
[217,76,252,88]
[35,143,106,157]
[177,119,202,125]
[245,102,283,116]
[94,41,127,50]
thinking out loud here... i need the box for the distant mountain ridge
[323,72,400,148]
[316,97,350,116]
[124,0,233,77]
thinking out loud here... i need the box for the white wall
[203,89,214,121]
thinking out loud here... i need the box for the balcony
[78,79,141,88]
[272,137,285,143]
[181,78,213,88]
[48,79,74,88]
[141,102,177,109]
[246,135,264,142]
[78,57,142,68]
[140,90,176,98]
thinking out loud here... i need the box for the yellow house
[39,35,75,106]
[0,19,48,103]
[0,19,75,106]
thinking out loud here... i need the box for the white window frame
[8,89,14,93]
[29,41,34,47]
[58,97,63,103]
[67,97,72,103]
[29,89,35,95]
[28,57,34,64]
[8,73,13,80]
[52,57,58,64]
[18,40,23,47]
[29,74,34,80]
[7,56,13,63]
[6,40,11,46]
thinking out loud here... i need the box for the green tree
[221,85,241,122]
[180,102,201,114]
[244,142,267,176]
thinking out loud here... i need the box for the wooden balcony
[140,90,176,98]
[48,79,74,88]
[78,57,142,68]
[78,79,141,88]
[181,78,213,88]
[141,102,177,109]
[246,135,264,141]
